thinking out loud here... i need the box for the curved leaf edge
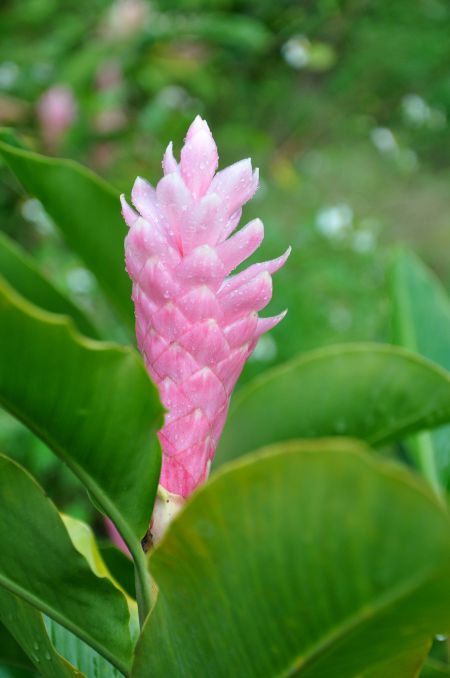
[229,342,450,446]
[0,231,101,340]
[136,440,450,677]
[155,437,445,556]
[0,588,89,678]
[0,453,131,675]
[0,128,120,200]
[0,278,163,563]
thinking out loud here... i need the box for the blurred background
[0,0,449,519]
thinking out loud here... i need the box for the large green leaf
[216,343,450,466]
[391,248,450,492]
[0,590,86,678]
[99,546,135,600]
[0,129,132,327]
[45,515,136,678]
[0,279,163,553]
[0,455,131,674]
[0,622,34,672]
[362,645,430,678]
[44,618,122,678]
[60,513,139,640]
[0,231,99,339]
[133,441,450,678]
[422,659,450,676]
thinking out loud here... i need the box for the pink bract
[122,116,289,501]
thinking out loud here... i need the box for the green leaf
[44,618,123,678]
[133,441,450,678]
[0,232,99,339]
[391,248,450,492]
[0,589,86,678]
[0,129,132,327]
[61,514,115,581]
[391,250,450,369]
[0,455,131,674]
[99,547,135,600]
[0,279,163,551]
[216,343,450,467]
[361,644,430,677]
[61,514,140,640]
[422,659,450,676]
[0,622,34,671]
[45,515,136,678]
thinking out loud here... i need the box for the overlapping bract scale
[123,116,289,498]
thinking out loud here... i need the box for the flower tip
[132,175,155,202]
[162,141,178,175]
[120,194,138,228]
[256,309,288,337]
[132,176,147,196]
[181,116,218,197]
[186,115,211,141]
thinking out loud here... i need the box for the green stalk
[131,542,152,628]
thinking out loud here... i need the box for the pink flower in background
[122,117,289,540]
[105,517,130,557]
[37,85,77,150]
[103,0,149,39]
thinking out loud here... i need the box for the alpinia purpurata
[122,117,289,538]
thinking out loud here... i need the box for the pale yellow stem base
[151,485,185,545]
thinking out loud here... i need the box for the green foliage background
[0,0,448,509]
[1,0,449,517]
[0,1,450,674]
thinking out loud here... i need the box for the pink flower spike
[123,117,290,542]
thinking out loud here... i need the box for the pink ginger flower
[122,117,289,541]
[37,85,77,150]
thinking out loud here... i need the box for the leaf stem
[131,541,152,628]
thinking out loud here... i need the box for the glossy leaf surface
[0,589,86,678]
[0,455,131,674]
[0,129,132,326]
[391,249,450,491]
[134,441,450,677]
[0,280,163,547]
[216,344,450,466]
[0,231,99,339]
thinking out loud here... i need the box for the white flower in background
[402,93,446,130]
[370,127,397,153]
[351,230,376,254]
[401,94,430,127]
[281,36,310,69]
[250,334,278,362]
[0,62,20,90]
[316,204,353,240]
